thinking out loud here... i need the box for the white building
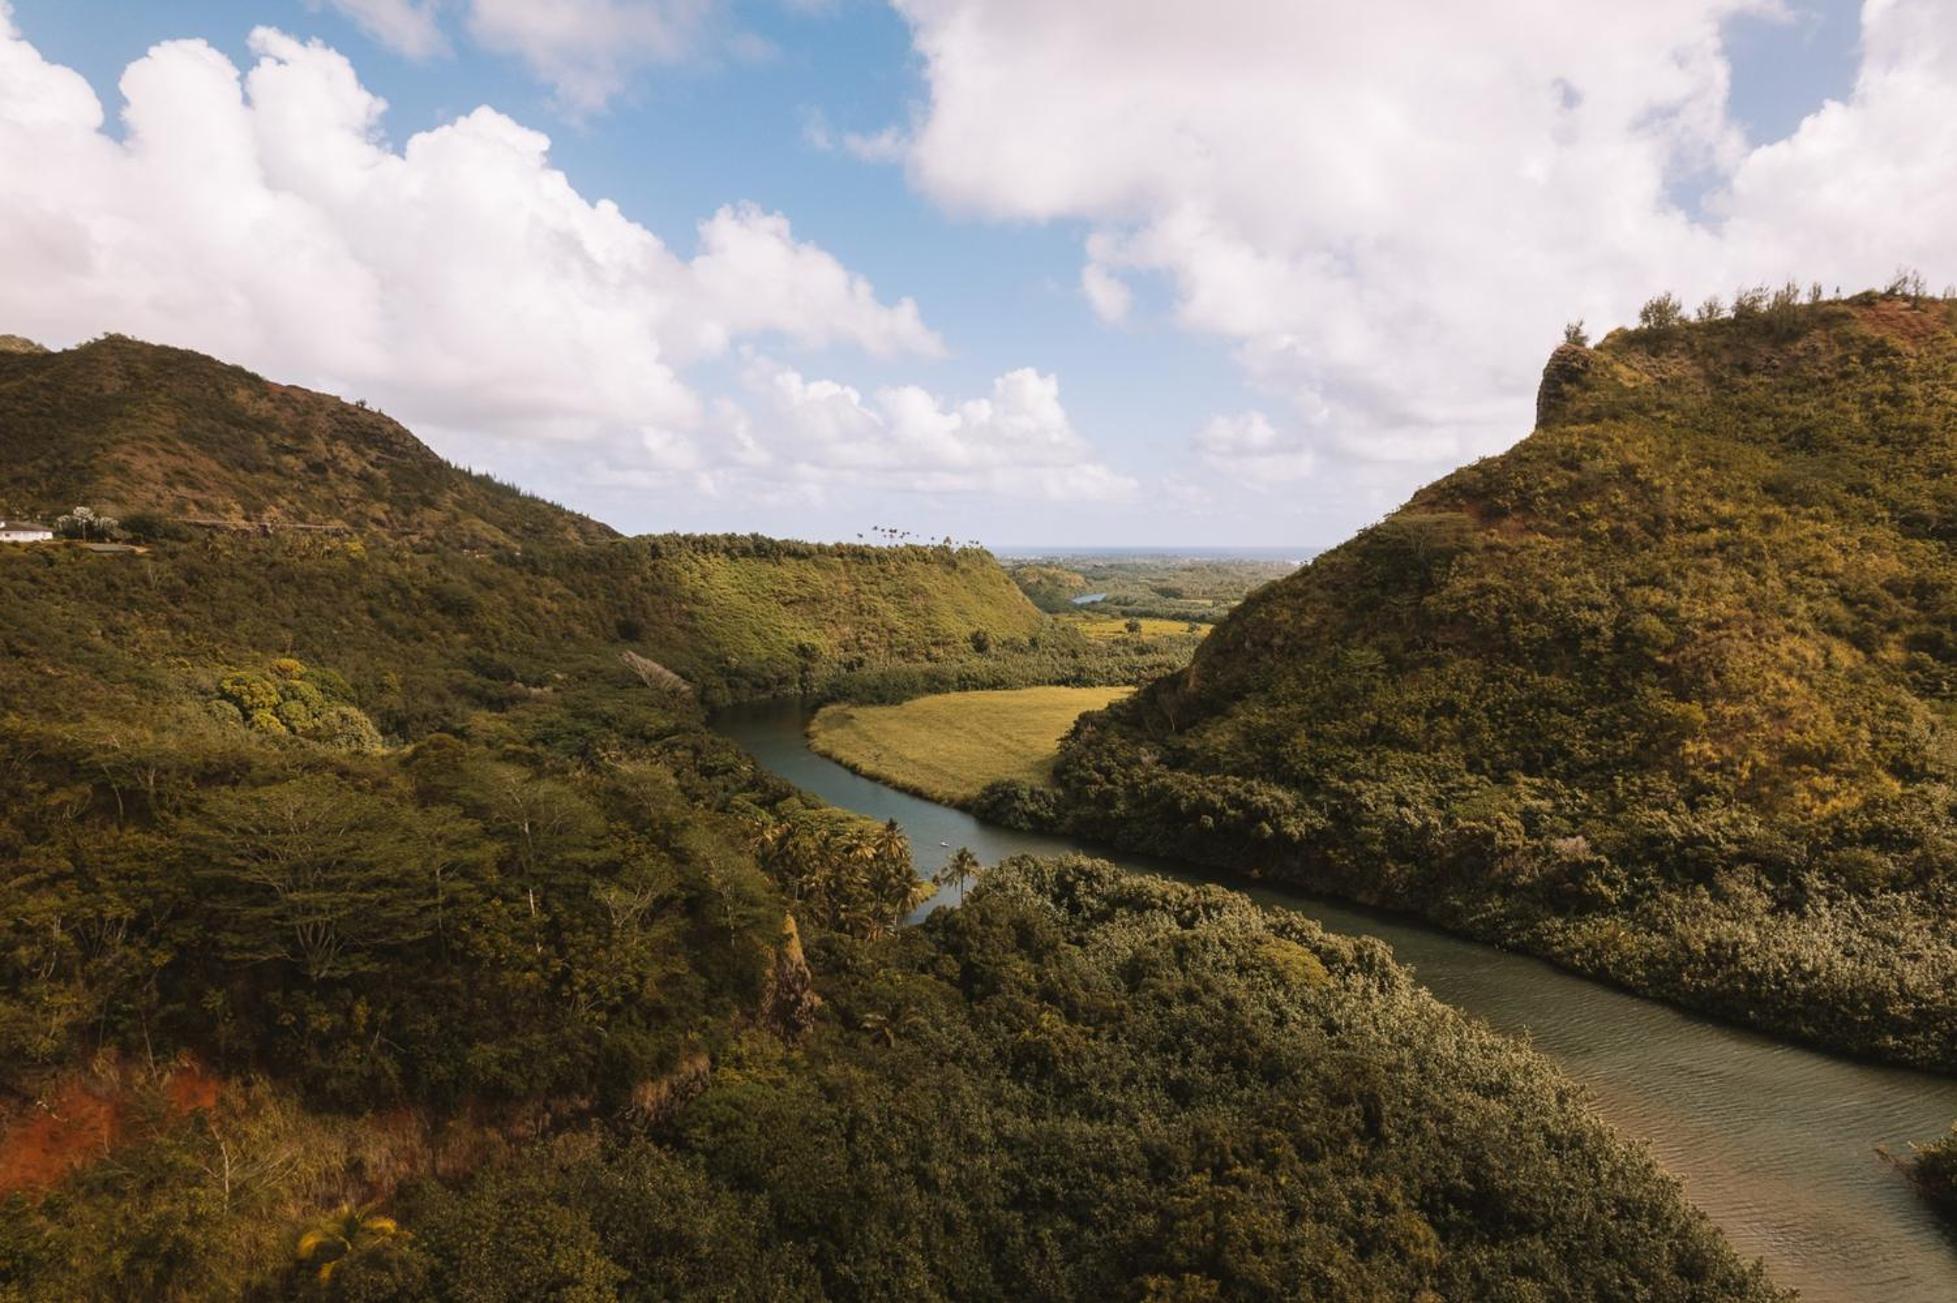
[0,519,53,543]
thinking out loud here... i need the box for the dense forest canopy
[0,332,1792,1295]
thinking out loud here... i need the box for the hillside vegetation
[0,335,611,547]
[0,335,1069,704]
[1910,1125,1957,1228]
[0,334,1787,1296]
[304,858,1781,1302]
[617,534,1046,700]
[1052,290,1957,1072]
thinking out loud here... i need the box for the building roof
[0,520,53,531]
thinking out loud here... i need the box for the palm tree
[934,847,982,903]
[296,1204,403,1285]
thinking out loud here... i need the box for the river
[714,699,1957,1301]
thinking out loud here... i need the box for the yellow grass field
[808,686,1131,806]
[1067,615,1206,641]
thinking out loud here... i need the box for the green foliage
[295,1205,405,1287]
[1637,291,1685,332]
[212,660,384,752]
[323,859,1782,1302]
[1909,1123,1957,1226]
[1003,561,1091,609]
[0,543,937,1111]
[0,334,610,548]
[0,328,1787,1300]
[512,532,1050,704]
[756,808,925,939]
[973,777,1062,830]
[1052,295,1957,1071]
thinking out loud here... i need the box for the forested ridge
[1047,291,1957,1080]
[0,334,1788,1296]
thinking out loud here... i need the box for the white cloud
[1194,411,1314,483]
[685,204,942,358]
[887,0,1957,489]
[463,0,714,114]
[307,0,449,59]
[0,21,941,479]
[725,359,1136,500]
[802,111,911,163]
[839,125,907,162]
[1080,261,1131,324]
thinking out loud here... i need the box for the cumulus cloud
[307,0,449,59]
[723,359,1137,500]
[309,1,742,112]
[884,0,1957,489]
[0,19,941,479]
[1194,412,1314,483]
[686,205,943,358]
[464,0,715,114]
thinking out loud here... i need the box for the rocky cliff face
[1534,341,1595,427]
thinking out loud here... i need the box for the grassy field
[1067,614,1205,641]
[808,686,1130,806]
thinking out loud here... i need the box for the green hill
[1053,290,1957,1072]
[614,534,1047,700]
[0,334,1780,1296]
[0,334,613,547]
[0,335,1052,703]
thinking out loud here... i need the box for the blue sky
[3,0,1935,548]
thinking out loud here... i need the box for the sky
[2,0,1950,548]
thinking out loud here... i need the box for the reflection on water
[715,700,1957,1302]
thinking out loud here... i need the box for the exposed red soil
[0,1057,228,1196]
[0,1079,118,1195]
[165,1060,224,1115]
[1856,297,1950,347]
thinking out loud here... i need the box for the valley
[4,304,1956,1298]
[718,699,1957,1301]
[7,6,1956,1298]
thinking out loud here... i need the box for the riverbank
[716,697,1957,1301]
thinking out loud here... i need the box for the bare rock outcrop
[1535,342,1595,427]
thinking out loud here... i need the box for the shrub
[972,778,1061,830]
[1637,292,1685,331]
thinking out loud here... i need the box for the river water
[715,699,1957,1300]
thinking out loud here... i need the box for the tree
[55,505,121,541]
[968,629,992,655]
[192,776,471,982]
[757,809,926,938]
[296,1205,404,1285]
[1636,293,1684,331]
[933,847,982,902]
[1562,320,1589,346]
[1125,618,1144,635]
